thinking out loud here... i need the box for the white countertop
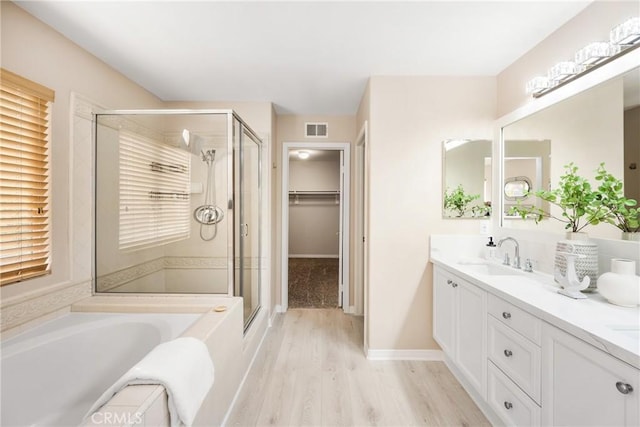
[430,253,640,369]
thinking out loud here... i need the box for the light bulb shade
[525,76,550,95]
[297,151,310,159]
[181,129,190,146]
[548,61,578,83]
[575,42,620,66]
[610,17,640,46]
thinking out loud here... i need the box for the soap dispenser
[485,237,497,260]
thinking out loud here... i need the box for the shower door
[233,117,261,329]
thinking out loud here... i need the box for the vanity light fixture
[575,42,620,66]
[297,150,310,160]
[610,17,640,46]
[525,76,551,95]
[548,61,580,85]
[526,16,639,98]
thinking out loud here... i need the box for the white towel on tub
[84,337,214,427]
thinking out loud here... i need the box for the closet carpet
[288,258,339,308]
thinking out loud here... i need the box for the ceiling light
[181,129,190,146]
[297,151,310,160]
[610,17,640,46]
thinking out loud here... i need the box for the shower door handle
[241,223,249,237]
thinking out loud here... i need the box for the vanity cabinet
[432,263,640,427]
[433,267,487,397]
[487,294,542,426]
[542,323,639,426]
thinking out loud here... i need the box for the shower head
[201,149,216,164]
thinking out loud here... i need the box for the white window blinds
[119,130,191,250]
[0,69,54,286]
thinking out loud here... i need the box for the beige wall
[275,115,356,308]
[365,76,496,350]
[624,106,640,202]
[0,2,163,304]
[497,1,638,117]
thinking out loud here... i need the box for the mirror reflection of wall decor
[502,142,550,216]
[442,139,492,218]
[504,176,532,200]
[501,66,639,240]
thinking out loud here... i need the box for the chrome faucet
[498,237,521,269]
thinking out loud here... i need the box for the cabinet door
[456,280,487,397]
[433,268,456,357]
[542,323,640,426]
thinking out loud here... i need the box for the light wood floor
[226,309,489,427]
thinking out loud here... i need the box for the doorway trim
[281,142,350,313]
[354,122,368,317]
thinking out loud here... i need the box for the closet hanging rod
[288,190,340,195]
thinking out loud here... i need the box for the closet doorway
[281,142,350,312]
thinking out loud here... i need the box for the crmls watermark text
[90,411,143,425]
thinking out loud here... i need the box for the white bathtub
[0,312,201,427]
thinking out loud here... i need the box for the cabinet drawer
[488,316,541,403]
[488,293,541,345]
[488,361,541,427]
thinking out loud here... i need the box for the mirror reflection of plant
[509,163,608,232]
[594,163,639,233]
[444,185,480,217]
[472,202,492,217]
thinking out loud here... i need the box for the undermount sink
[606,324,640,340]
[458,262,522,276]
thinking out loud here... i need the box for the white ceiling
[16,1,592,115]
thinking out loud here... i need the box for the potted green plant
[510,162,604,291]
[594,163,640,240]
[509,162,608,234]
[444,185,480,218]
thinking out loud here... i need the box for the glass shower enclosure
[93,110,261,329]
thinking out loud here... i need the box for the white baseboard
[366,349,444,361]
[288,254,339,259]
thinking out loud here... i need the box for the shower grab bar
[150,161,187,174]
[149,191,189,200]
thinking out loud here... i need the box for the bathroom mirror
[442,139,492,218]
[501,66,639,239]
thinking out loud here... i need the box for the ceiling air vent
[305,122,328,138]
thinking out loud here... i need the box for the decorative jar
[597,259,640,307]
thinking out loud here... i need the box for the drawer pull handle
[504,349,513,357]
[502,312,511,319]
[504,401,513,410]
[616,382,633,395]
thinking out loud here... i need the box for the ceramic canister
[597,259,640,307]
